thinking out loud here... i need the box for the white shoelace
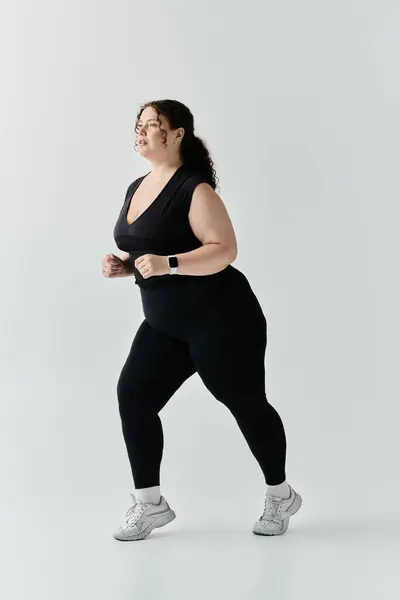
[260,494,284,522]
[125,502,146,525]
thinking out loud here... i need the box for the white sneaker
[252,484,302,536]
[113,493,176,541]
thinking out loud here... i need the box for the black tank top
[113,164,232,288]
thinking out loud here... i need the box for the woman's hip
[139,265,265,338]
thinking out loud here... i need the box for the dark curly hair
[134,99,219,191]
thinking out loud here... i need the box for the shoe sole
[252,492,303,536]
[113,509,176,541]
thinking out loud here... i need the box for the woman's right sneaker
[113,493,176,541]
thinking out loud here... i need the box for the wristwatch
[167,255,179,275]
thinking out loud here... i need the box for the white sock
[134,485,161,505]
[267,481,290,499]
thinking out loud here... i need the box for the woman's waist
[138,264,260,328]
[135,263,241,289]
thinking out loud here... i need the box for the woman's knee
[117,371,164,422]
[117,372,144,414]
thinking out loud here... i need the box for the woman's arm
[175,183,238,276]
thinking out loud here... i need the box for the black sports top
[113,164,232,288]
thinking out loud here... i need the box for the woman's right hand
[102,253,132,278]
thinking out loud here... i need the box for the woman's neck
[148,160,183,179]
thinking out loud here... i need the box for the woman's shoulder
[128,172,148,189]
[180,166,212,190]
[123,173,148,199]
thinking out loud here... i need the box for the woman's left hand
[134,254,170,279]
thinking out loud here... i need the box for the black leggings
[116,265,287,489]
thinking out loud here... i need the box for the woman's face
[135,106,181,159]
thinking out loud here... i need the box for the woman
[104,99,302,541]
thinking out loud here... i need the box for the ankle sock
[267,481,290,499]
[134,485,161,505]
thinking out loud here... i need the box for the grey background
[1,0,399,598]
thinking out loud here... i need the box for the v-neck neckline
[125,165,184,226]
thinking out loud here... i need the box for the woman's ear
[175,127,185,142]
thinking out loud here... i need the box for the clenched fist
[102,253,132,278]
[135,254,170,279]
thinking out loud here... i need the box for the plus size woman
[103,99,302,541]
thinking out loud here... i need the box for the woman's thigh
[188,294,268,405]
[117,319,196,415]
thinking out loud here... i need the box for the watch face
[169,256,178,268]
